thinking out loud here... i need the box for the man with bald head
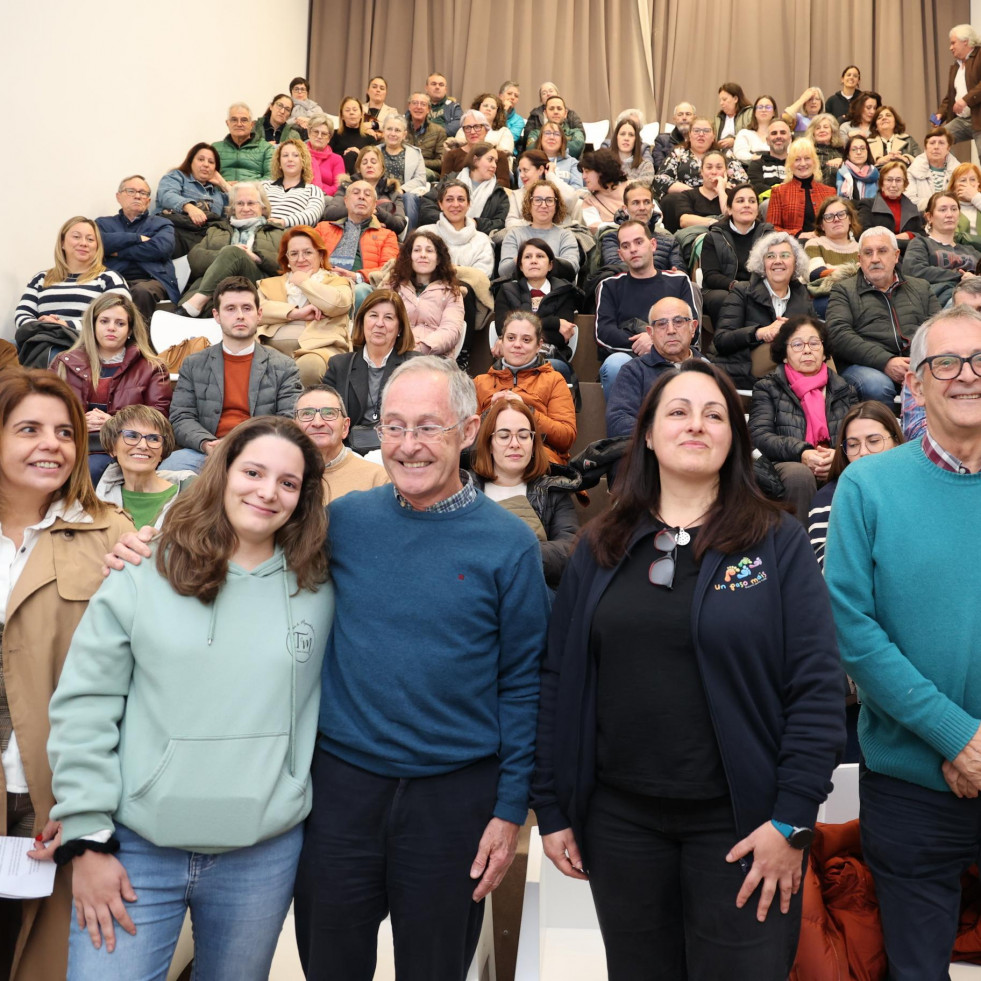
[652,102,696,169]
[216,102,274,181]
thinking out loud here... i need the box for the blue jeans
[403,191,421,231]
[943,116,981,158]
[599,352,633,400]
[840,364,899,404]
[547,357,574,382]
[161,447,207,473]
[68,823,303,981]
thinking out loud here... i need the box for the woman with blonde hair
[766,139,837,240]
[262,139,326,229]
[329,96,375,175]
[306,115,344,196]
[14,218,130,367]
[803,113,845,187]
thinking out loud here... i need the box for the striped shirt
[15,270,130,332]
[261,180,326,229]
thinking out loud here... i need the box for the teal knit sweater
[826,440,981,790]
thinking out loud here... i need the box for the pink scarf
[785,363,830,446]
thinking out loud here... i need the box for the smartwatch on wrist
[771,819,815,849]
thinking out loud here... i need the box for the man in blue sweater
[294,356,549,980]
[826,306,981,981]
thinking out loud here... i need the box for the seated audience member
[260,93,303,144]
[444,142,510,235]
[652,101,694,169]
[605,296,706,438]
[766,138,836,241]
[362,75,399,137]
[315,180,400,309]
[417,180,494,275]
[580,149,628,233]
[784,86,825,132]
[699,183,774,325]
[499,180,580,279]
[379,115,428,228]
[306,115,345,196]
[97,175,179,325]
[948,162,981,246]
[714,230,815,389]
[323,289,418,439]
[180,183,283,318]
[804,113,845,188]
[652,116,748,199]
[499,80,526,142]
[660,150,727,238]
[840,91,881,140]
[262,139,326,228]
[903,192,981,307]
[287,77,323,130]
[825,66,863,122]
[837,135,879,201]
[534,124,584,190]
[611,118,655,183]
[856,161,925,253]
[470,399,578,589]
[526,96,586,160]
[733,95,779,162]
[474,311,576,464]
[744,118,791,197]
[749,314,858,519]
[15,217,130,367]
[441,110,512,188]
[595,219,701,396]
[471,93,515,156]
[807,399,903,568]
[216,103,274,182]
[494,238,582,376]
[425,71,462,137]
[95,406,194,529]
[712,82,753,150]
[294,385,389,500]
[154,142,230,256]
[324,145,407,236]
[166,276,302,472]
[520,82,585,153]
[330,97,375,176]
[805,198,861,316]
[384,230,465,356]
[595,181,683,276]
[53,293,172,482]
[867,106,921,167]
[906,128,959,209]
[405,92,447,181]
[509,151,581,225]
[257,225,353,386]
[825,228,939,402]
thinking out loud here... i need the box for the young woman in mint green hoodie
[47,415,333,980]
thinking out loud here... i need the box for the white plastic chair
[639,122,660,145]
[150,310,222,354]
[582,120,609,149]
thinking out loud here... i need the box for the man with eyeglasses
[96,175,179,325]
[746,119,791,198]
[293,384,388,499]
[215,102,274,182]
[826,227,939,403]
[606,297,707,438]
[826,305,981,981]
[440,110,511,188]
[405,92,447,180]
[292,355,548,980]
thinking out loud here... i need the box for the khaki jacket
[3,507,133,980]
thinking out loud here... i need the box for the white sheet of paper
[0,837,56,899]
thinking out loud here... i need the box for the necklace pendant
[676,527,691,546]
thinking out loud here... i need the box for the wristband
[54,836,120,867]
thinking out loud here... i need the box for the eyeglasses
[120,188,151,198]
[843,434,895,456]
[823,211,849,223]
[764,251,794,261]
[462,124,487,132]
[375,422,461,442]
[296,406,342,422]
[649,528,678,588]
[917,352,981,380]
[531,196,556,205]
[788,337,824,352]
[755,103,775,111]
[287,249,317,261]
[691,127,713,135]
[119,430,163,447]
[651,316,693,332]
[228,116,251,124]
[491,428,535,444]
[273,102,292,111]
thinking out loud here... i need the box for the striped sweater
[14,270,130,332]
[261,180,326,229]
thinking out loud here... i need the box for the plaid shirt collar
[922,430,973,473]
[396,470,477,512]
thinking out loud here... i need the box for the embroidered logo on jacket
[715,556,767,591]
[288,621,316,661]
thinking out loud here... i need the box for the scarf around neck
[785,362,829,446]
[457,168,496,219]
[229,215,265,250]
[839,161,878,200]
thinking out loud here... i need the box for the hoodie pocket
[123,732,308,850]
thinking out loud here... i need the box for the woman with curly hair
[472,92,515,156]
[499,180,580,279]
[580,149,628,232]
[867,106,920,168]
[385,230,465,356]
[262,138,326,229]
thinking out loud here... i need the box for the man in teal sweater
[826,306,981,980]
[293,356,549,981]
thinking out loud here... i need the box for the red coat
[314,218,399,274]
[52,344,173,416]
[768,179,837,237]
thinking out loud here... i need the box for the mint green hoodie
[48,547,333,852]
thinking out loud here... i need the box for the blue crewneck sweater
[319,486,549,824]
[826,439,981,791]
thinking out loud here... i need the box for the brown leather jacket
[52,344,173,417]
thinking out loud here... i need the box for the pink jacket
[307,143,345,197]
[395,281,465,356]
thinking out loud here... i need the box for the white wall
[0,0,310,340]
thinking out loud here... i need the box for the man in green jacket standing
[216,103,274,182]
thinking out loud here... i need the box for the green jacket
[215,131,274,182]
[48,548,333,851]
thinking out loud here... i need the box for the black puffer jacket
[494,277,583,360]
[699,219,775,290]
[749,365,857,463]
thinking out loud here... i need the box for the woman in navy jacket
[530,360,844,980]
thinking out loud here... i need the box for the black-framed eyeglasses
[462,124,487,132]
[296,406,343,422]
[917,352,981,380]
[843,434,895,456]
[649,529,678,588]
[119,430,164,447]
[120,188,151,199]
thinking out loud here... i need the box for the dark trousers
[584,783,804,981]
[293,749,498,981]
[128,277,170,328]
[860,767,981,981]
